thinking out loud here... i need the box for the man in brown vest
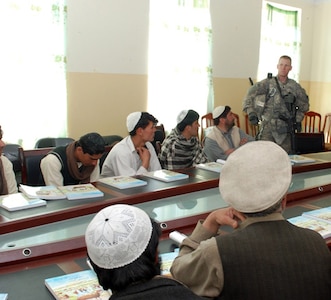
[171,141,331,299]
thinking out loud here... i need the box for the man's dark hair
[76,132,105,155]
[177,110,199,132]
[243,198,283,218]
[89,219,161,292]
[130,112,158,136]
[214,106,231,126]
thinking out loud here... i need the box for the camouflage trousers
[257,122,293,154]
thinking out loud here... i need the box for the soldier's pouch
[270,118,288,134]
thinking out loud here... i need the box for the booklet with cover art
[143,169,189,182]
[288,215,331,239]
[98,176,147,189]
[0,193,46,211]
[45,270,111,300]
[302,206,331,224]
[19,184,66,200]
[196,162,223,173]
[58,183,104,200]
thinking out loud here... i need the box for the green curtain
[0,0,67,149]
[258,2,301,81]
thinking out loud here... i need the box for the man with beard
[203,106,254,161]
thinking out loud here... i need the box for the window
[0,0,67,149]
[257,1,301,81]
[148,0,214,133]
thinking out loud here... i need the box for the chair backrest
[3,144,21,173]
[302,111,322,133]
[35,137,75,148]
[232,112,240,128]
[200,113,213,141]
[245,114,258,137]
[19,147,54,186]
[99,145,115,172]
[102,135,123,146]
[294,132,325,154]
[322,113,331,144]
[152,124,166,154]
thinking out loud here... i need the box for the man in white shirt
[0,125,18,195]
[101,112,161,177]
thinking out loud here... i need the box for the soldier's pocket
[271,119,288,134]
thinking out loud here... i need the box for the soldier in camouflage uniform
[243,55,309,153]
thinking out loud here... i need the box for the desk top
[1,160,331,235]
[0,193,330,300]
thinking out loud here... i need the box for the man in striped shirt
[159,110,208,170]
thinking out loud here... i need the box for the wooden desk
[1,164,331,267]
[0,192,330,300]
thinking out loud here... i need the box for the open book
[98,176,147,189]
[45,270,111,300]
[0,193,47,211]
[58,183,104,200]
[288,207,331,239]
[288,154,316,164]
[143,169,189,182]
[19,184,66,200]
[302,206,331,224]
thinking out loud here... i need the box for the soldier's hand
[248,112,259,125]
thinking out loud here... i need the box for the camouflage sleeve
[242,79,269,115]
[293,82,309,122]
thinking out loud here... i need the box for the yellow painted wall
[67,73,148,139]
[66,0,331,138]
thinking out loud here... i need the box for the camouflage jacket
[243,77,309,142]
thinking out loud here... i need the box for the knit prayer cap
[126,112,142,132]
[212,106,225,119]
[219,141,292,213]
[85,204,153,269]
[176,109,199,131]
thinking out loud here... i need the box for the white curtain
[0,0,67,149]
[148,0,214,133]
[257,2,301,81]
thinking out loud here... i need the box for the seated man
[101,112,161,177]
[171,141,331,299]
[40,132,105,186]
[159,109,208,170]
[85,204,204,299]
[0,125,18,195]
[203,105,254,161]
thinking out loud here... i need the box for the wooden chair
[302,111,322,133]
[245,114,259,137]
[233,113,240,128]
[322,113,331,150]
[19,147,54,186]
[200,113,213,142]
[200,112,241,142]
[152,124,166,154]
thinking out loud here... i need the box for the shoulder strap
[274,77,284,99]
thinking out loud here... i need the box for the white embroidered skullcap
[219,141,292,213]
[126,112,142,132]
[212,106,226,119]
[85,204,153,269]
[177,110,189,124]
